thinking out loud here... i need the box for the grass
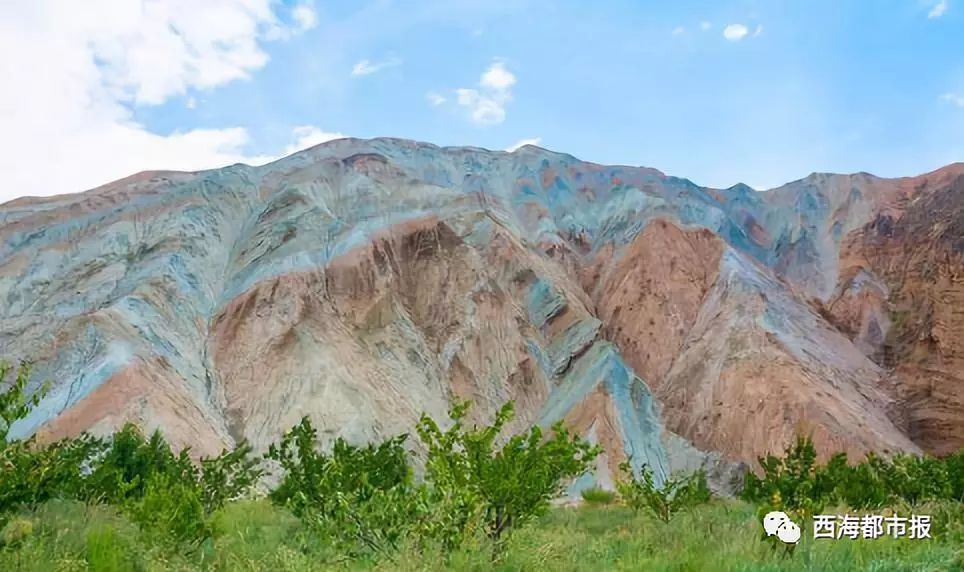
[0,499,961,571]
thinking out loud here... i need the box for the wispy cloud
[723,24,750,41]
[672,26,686,36]
[754,24,764,37]
[426,92,446,106]
[282,125,347,155]
[929,0,949,18]
[351,57,402,77]
[505,137,541,152]
[940,92,964,107]
[700,21,712,31]
[455,61,516,126]
[292,2,318,31]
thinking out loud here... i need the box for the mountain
[1,138,961,493]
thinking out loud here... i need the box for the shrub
[416,400,600,551]
[1,360,262,548]
[580,487,616,505]
[265,415,421,557]
[740,435,827,516]
[739,434,964,515]
[266,416,413,516]
[0,361,46,446]
[884,453,952,505]
[944,450,964,502]
[81,424,197,505]
[124,471,212,548]
[199,440,263,513]
[0,362,107,523]
[835,455,890,509]
[616,463,711,522]
[0,433,107,518]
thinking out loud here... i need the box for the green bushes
[740,435,964,514]
[580,487,616,505]
[616,462,712,521]
[740,435,827,516]
[885,452,953,505]
[1,362,106,520]
[262,400,600,560]
[416,400,599,548]
[198,440,263,513]
[266,417,412,518]
[265,416,422,557]
[0,361,602,563]
[945,450,964,501]
[0,361,263,547]
[5,355,964,567]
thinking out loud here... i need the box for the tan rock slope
[0,139,959,491]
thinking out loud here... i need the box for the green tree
[265,416,421,558]
[125,471,212,548]
[944,450,964,502]
[0,361,45,445]
[416,400,600,552]
[0,434,106,515]
[741,435,827,516]
[0,361,105,523]
[884,453,952,505]
[198,440,263,513]
[836,454,890,509]
[81,423,197,505]
[616,462,711,521]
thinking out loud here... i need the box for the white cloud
[292,2,318,31]
[351,57,402,77]
[426,92,447,106]
[281,125,346,155]
[929,0,948,18]
[186,97,197,109]
[455,61,516,126]
[754,24,764,36]
[723,24,750,41]
[672,26,686,36]
[505,137,541,152]
[479,61,516,91]
[940,92,964,107]
[700,21,712,31]
[0,0,315,202]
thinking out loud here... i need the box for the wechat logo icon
[763,511,801,545]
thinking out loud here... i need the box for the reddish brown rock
[586,219,724,391]
[832,165,964,455]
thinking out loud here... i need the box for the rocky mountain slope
[1,138,960,491]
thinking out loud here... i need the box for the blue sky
[2,0,963,200]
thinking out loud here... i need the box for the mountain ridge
[6,137,961,209]
[1,137,960,495]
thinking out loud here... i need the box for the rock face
[829,165,964,456]
[0,139,959,490]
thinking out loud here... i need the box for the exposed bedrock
[2,140,960,493]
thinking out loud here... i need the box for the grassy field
[1,498,961,571]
